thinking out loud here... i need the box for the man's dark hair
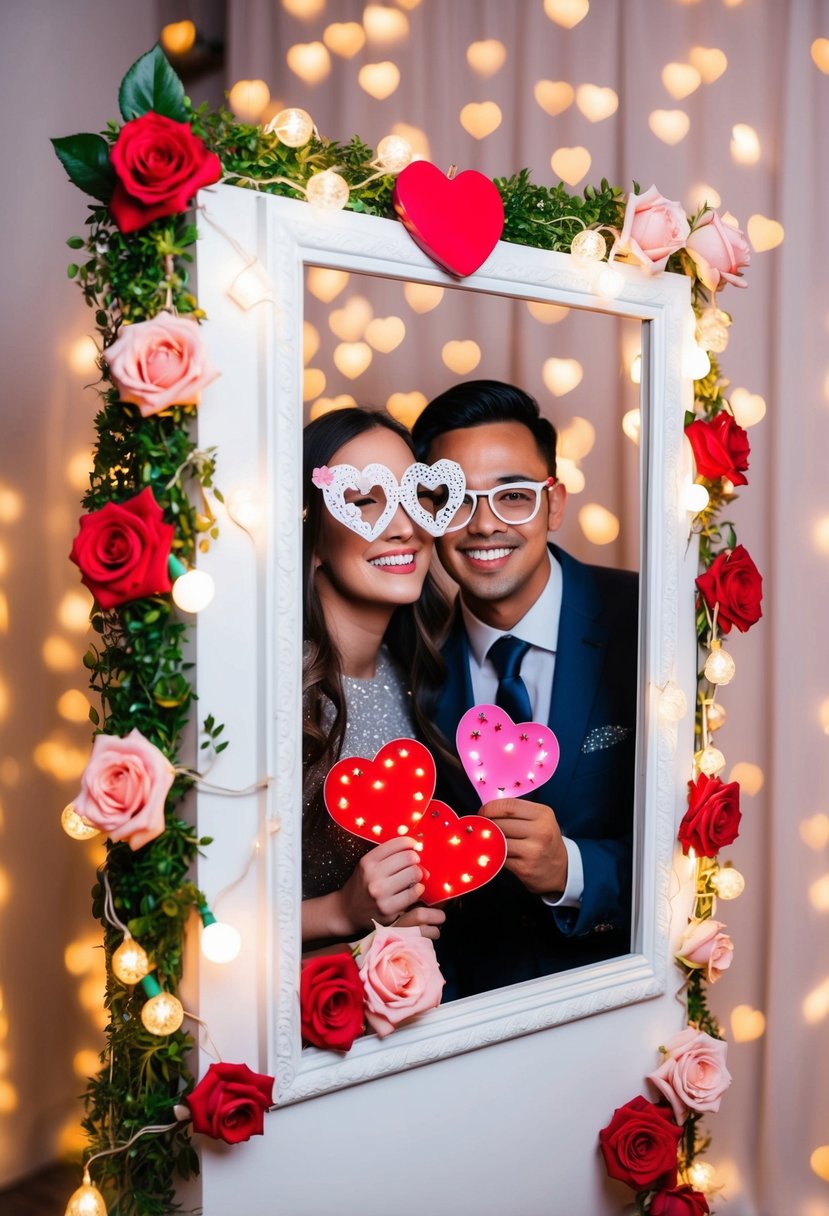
[411,379,557,477]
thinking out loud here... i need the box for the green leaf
[118,44,187,123]
[51,133,115,203]
[67,236,85,250]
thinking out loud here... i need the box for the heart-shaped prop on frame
[392,161,505,278]
[456,704,561,798]
[323,738,507,904]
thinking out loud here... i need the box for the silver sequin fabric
[302,646,415,900]
[581,724,631,754]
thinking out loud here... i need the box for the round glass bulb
[699,744,726,776]
[201,920,242,964]
[305,170,349,212]
[687,1160,717,1193]
[65,1172,107,1216]
[683,343,711,380]
[697,307,731,354]
[172,569,215,614]
[706,701,727,732]
[376,134,413,172]
[267,107,314,147]
[658,682,688,723]
[711,865,745,900]
[227,488,263,531]
[141,991,184,1036]
[704,644,736,686]
[596,265,624,300]
[112,936,150,985]
[684,482,710,514]
[61,803,100,842]
[570,229,607,263]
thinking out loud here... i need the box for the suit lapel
[435,611,475,747]
[544,545,608,806]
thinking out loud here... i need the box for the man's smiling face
[428,421,566,630]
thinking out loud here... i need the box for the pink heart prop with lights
[392,161,505,277]
[456,704,560,799]
[412,800,507,905]
[324,738,436,841]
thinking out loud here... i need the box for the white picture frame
[193,185,697,1108]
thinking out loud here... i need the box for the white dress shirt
[459,551,585,908]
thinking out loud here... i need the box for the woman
[301,406,453,948]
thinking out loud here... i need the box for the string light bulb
[683,342,712,380]
[684,482,710,514]
[595,265,624,299]
[706,701,727,732]
[168,557,215,614]
[376,134,413,172]
[65,1169,107,1216]
[711,863,745,900]
[687,1160,718,1193]
[112,933,150,985]
[140,976,184,1036]
[570,229,607,263]
[704,640,736,685]
[199,904,242,964]
[698,744,726,777]
[265,107,314,147]
[305,170,349,212]
[697,307,731,353]
[658,681,688,723]
[61,803,100,841]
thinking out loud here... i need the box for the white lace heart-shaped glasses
[312,459,466,541]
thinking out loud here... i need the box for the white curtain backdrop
[0,1,827,1212]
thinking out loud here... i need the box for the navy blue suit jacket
[429,544,638,996]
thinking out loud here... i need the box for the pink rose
[105,313,219,418]
[358,923,445,1038]
[676,918,734,982]
[616,185,690,274]
[74,728,175,850]
[647,1028,732,1124]
[686,211,750,291]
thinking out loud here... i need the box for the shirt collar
[461,549,562,667]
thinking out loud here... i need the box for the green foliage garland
[56,43,750,1216]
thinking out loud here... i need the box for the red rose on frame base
[695,545,763,634]
[186,1062,274,1144]
[300,952,365,1051]
[69,486,174,610]
[109,111,222,234]
[598,1094,682,1191]
[678,773,742,858]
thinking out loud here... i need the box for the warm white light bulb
[376,134,413,172]
[141,992,184,1036]
[172,569,215,614]
[305,170,349,212]
[711,865,745,900]
[112,935,150,985]
[265,107,314,147]
[622,408,641,445]
[704,643,736,685]
[595,265,624,299]
[570,229,607,262]
[684,483,710,514]
[697,308,731,354]
[201,920,242,964]
[699,744,726,776]
[629,354,642,385]
[61,803,100,842]
[706,701,727,732]
[65,1171,107,1216]
[227,260,273,310]
[683,343,712,380]
[658,682,688,723]
[227,488,264,531]
[687,1160,718,1193]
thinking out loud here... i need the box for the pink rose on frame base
[676,918,734,982]
[615,185,690,274]
[73,728,175,850]
[358,922,445,1038]
[647,1028,732,1124]
[686,210,750,291]
[105,312,219,418]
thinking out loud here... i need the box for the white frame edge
[194,185,697,1107]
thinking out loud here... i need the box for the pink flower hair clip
[311,466,334,488]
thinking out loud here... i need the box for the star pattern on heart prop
[392,161,505,277]
[323,738,507,902]
[456,705,561,796]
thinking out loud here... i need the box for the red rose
[69,487,174,610]
[685,413,750,487]
[678,774,742,858]
[300,952,365,1052]
[651,1185,710,1216]
[696,545,763,635]
[186,1062,273,1144]
[598,1095,682,1191]
[109,111,222,234]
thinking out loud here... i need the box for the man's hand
[480,798,568,896]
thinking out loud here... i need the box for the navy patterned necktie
[487,635,533,723]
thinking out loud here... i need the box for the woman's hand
[394,905,446,940]
[337,836,425,936]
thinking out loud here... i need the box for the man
[412,380,637,996]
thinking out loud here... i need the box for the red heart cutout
[324,738,436,842]
[392,161,505,277]
[413,800,507,905]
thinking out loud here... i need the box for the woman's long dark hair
[303,407,451,792]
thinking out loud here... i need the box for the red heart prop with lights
[413,800,507,905]
[324,738,436,842]
[392,161,505,277]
